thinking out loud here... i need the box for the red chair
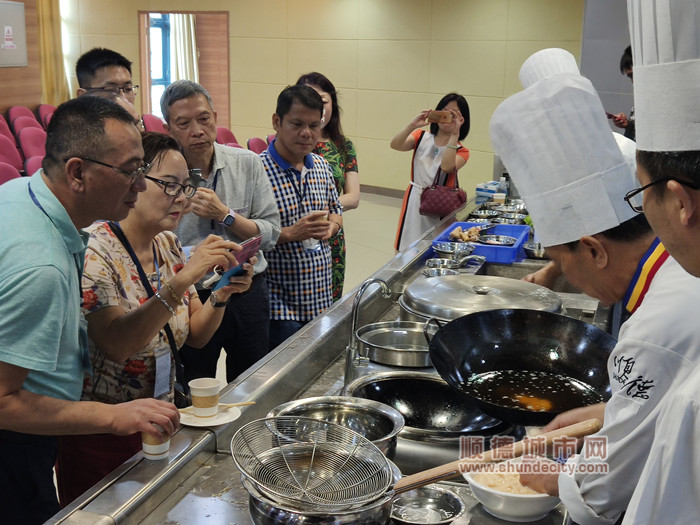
[0,134,23,172]
[17,127,46,160]
[0,115,16,147]
[216,126,237,145]
[247,137,268,154]
[0,161,21,185]
[142,113,167,133]
[8,106,37,126]
[25,155,44,176]
[37,104,56,130]
[225,142,243,148]
[12,115,43,137]
[266,133,276,145]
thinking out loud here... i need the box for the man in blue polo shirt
[260,85,343,350]
[0,97,179,524]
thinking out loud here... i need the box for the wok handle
[392,418,602,494]
[423,317,442,344]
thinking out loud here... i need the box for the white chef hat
[490,60,638,247]
[628,0,700,151]
[519,48,580,88]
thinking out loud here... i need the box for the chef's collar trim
[623,238,669,314]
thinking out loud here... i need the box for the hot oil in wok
[464,370,603,413]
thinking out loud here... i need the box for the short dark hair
[43,96,137,176]
[431,93,470,141]
[296,72,346,152]
[160,80,215,124]
[275,85,323,121]
[140,131,182,169]
[564,213,652,250]
[620,45,633,74]
[637,150,700,186]
[76,48,132,88]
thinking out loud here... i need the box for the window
[149,14,170,118]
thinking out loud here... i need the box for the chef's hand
[522,260,562,290]
[189,187,228,222]
[612,113,629,129]
[542,403,606,434]
[519,457,561,496]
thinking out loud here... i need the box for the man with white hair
[489,48,700,525]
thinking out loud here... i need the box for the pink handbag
[419,169,467,216]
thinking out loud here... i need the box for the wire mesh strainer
[231,416,393,511]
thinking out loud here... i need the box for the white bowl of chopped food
[464,458,560,522]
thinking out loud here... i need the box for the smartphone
[212,235,262,291]
[606,112,615,119]
[427,110,453,124]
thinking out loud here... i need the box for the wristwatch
[220,208,236,227]
[209,291,228,307]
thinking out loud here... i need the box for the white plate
[179,406,241,427]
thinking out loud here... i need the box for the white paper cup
[188,377,221,418]
[302,211,329,251]
[142,424,170,460]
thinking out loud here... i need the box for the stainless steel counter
[49,204,592,525]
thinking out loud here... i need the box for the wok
[427,309,617,425]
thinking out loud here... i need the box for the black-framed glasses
[83,85,139,97]
[67,156,151,182]
[624,176,700,213]
[145,175,197,198]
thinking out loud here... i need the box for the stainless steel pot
[355,320,435,368]
[243,460,402,525]
[267,396,404,459]
[398,274,562,323]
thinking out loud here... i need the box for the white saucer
[179,406,241,427]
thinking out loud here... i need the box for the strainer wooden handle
[392,418,602,494]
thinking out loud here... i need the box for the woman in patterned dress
[55,132,255,506]
[297,72,359,301]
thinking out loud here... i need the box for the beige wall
[60,0,583,194]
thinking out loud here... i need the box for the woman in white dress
[391,93,470,251]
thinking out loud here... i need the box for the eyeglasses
[68,156,151,182]
[83,85,139,97]
[624,176,700,213]
[145,175,197,198]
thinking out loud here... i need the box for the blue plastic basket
[433,222,530,264]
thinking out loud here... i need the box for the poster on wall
[0,1,27,67]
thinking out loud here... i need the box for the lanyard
[285,167,307,202]
[28,182,84,306]
[107,222,189,396]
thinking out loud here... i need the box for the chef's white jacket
[559,255,700,525]
[621,363,700,525]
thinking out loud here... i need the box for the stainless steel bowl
[523,241,547,259]
[355,320,436,367]
[494,203,528,214]
[267,396,404,459]
[391,486,466,525]
[492,217,523,225]
[500,212,527,221]
[479,234,517,246]
[432,241,474,259]
[469,209,501,219]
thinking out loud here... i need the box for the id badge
[154,347,172,399]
